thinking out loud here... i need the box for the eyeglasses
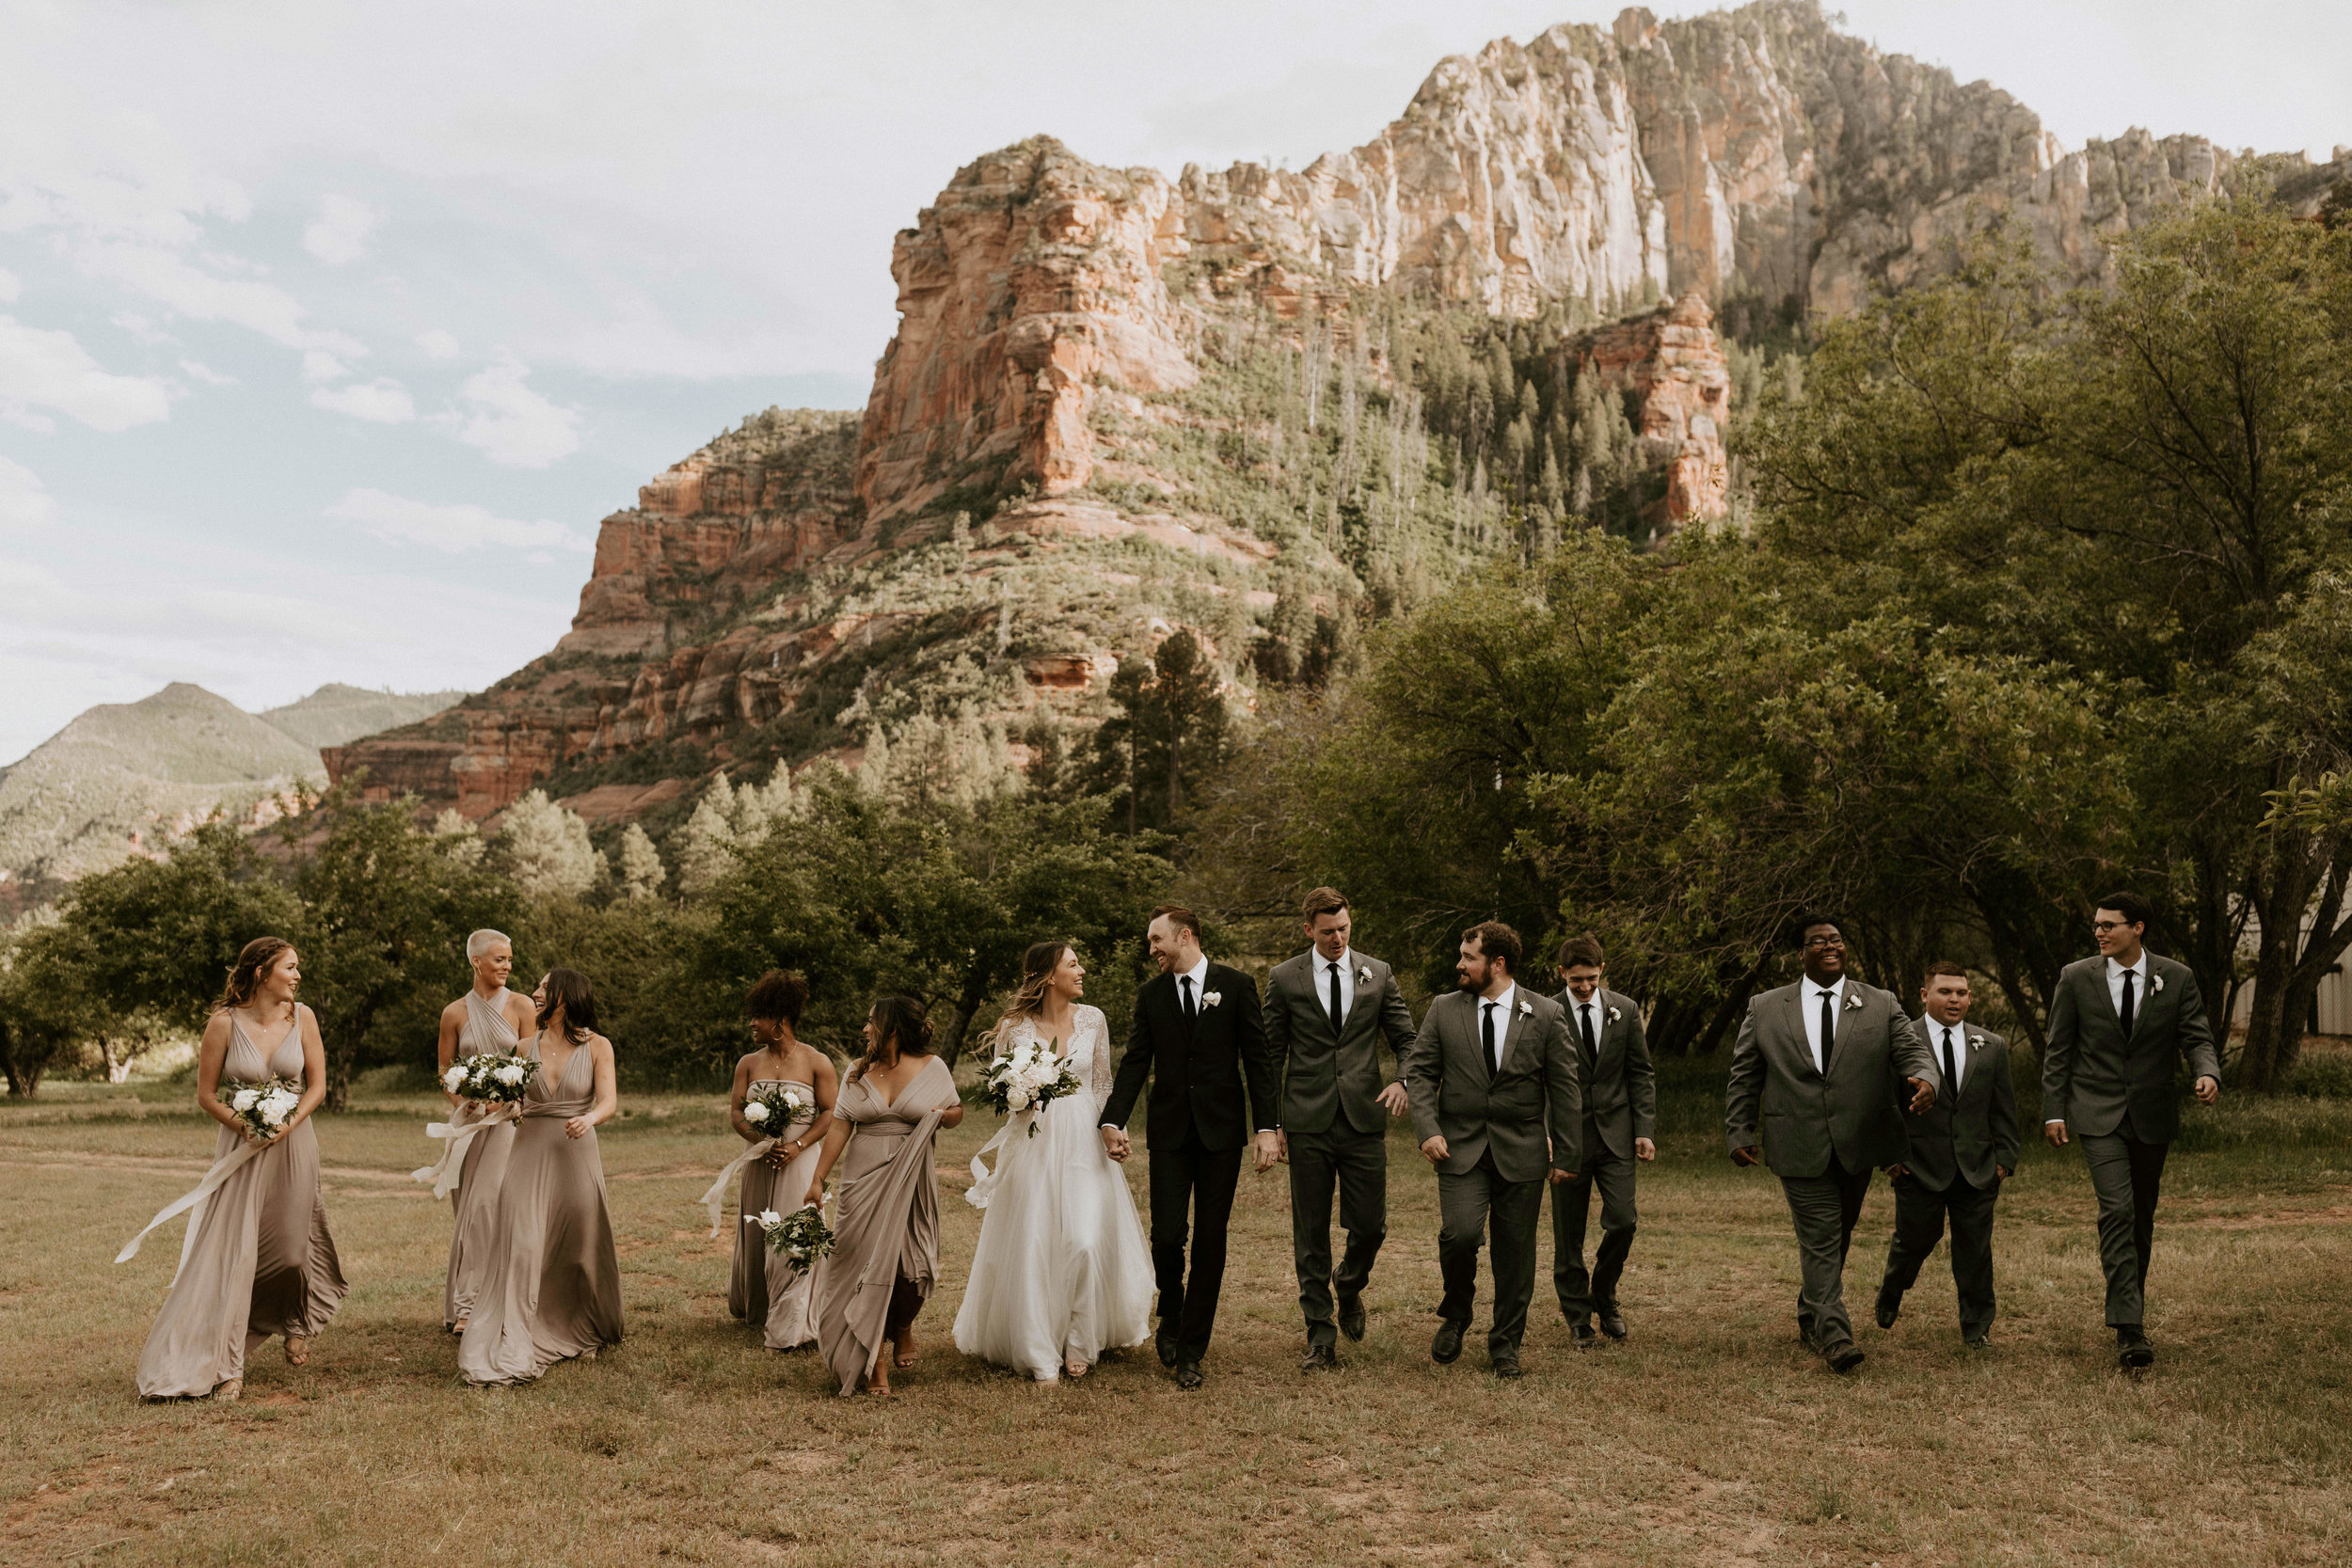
[2091,920,2137,934]
[1803,934,1847,950]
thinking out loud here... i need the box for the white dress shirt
[1801,975,1846,1075]
[1478,984,1518,1072]
[2106,952,2150,1017]
[1103,954,1220,1132]
[1316,948,1356,1025]
[1569,994,1604,1053]
[1926,1017,1967,1092]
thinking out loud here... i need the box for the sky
[2,0,2344,763]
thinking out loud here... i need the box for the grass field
[4,1057,2348,1566]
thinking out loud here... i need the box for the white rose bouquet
[747,1204,835,1269]
[223,1077,303,1142]
[443,1052,538,1105]
[979,1036,1081,1137]
[741,1083,813,1132]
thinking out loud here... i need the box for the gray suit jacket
[1553,987,1658,1164]
[1726,979,1935,1178]
[1265,949,1417,1135]
[1903,1018,2021,1191]
[2040,953,2220,1142]
[1405,988,1582,1182]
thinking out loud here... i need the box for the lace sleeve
[1086,1006,1113,1108]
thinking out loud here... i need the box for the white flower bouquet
[979,1036,1081,1137]
[441,1052,538,1105]
[223,1077,303,1142]
[741,1083,813,1132]
[747,1204,834,1268]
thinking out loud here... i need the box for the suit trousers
[1778,1155,1874,1350]
[1287,1119,1387,1348]
[1550,1143,1638,1320]
[2079,1130,2169,1327]
[1147,1125,1244,1363]
[1878,1172,2000,1338]
[1437,1148,1544,1359]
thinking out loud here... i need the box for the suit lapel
[1495,997,1531,1075]
[1782,986,1819,1082]
[2090,961,2125,1037]
[1338,958,1372,1037]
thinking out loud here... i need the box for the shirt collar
[1320,948,1352,974]
[1180,955,1211,991]
[1481,984,1517,1018]
[1810,975,1846,1000]
[2108,952,2147,979]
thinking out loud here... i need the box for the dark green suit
[2041,953,2220,1327]
[1264,948,1416,1348]
[1879,1019,2019,1339]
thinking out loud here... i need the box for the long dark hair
[538,967,598,1044]
[217,936,295,1014]
[852,994,931,1082]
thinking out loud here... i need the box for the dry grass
[4,1066,2348,1566]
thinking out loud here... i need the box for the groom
[1101,905,1279,1389]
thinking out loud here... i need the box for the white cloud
[310,379,416,423]
[301,348,352,382]
[0,456,56,529]
[0,270,19,304]
[449,354,580,468]
[76,242,362,356]
[326,486,588,553]
[0,315,175,432]
[302,194,379,265]
[416,328,461,359]
[178,358,236,387]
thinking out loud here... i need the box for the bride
[953,941,1152,1381]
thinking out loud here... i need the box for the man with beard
[1727,914,1937,1373]
[1403,921,1582,1379]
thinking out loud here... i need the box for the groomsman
[1404,921,1582,1378]
[1549,934,1657,1347]
[1263,888,1417,1370]
[1100,906,1279,1390]
[1727,913,1937,1373]
[2042,892,2221,1370]
[1873,961,2019,1348]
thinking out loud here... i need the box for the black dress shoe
[2117,1327,2154,1370]
[1875,1288,1900,1330]
[1597,1306,1628,1341]
[1174,1360,1204,1389]
[1431,1321,1465,1364]
[1155,1330,1178,1369]
[1570,1321,1597,1350]
[1300,1343,1338,1371]
[1491,1355,1524,1380]
[1824,1340,1866,1373]
[1337,1295,1367,1342]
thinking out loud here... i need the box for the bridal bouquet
[441,1052,538,1105]
[748,1205,834,1269]
[979,1037,1081,1137]
[742,1083,813,1132]
[223,1077,302,1141]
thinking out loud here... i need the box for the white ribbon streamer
[410,1101,515,1200]
[963,1110,1037,1211]
[115,1140,263,1273]
[698,1137,780,1237]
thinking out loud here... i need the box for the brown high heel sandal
[892,1324,917,1370]
[212,1379,243,1403]
[284,1336,310,1367]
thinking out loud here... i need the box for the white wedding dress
[953,1005,1152,1380]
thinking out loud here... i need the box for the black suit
[1101,961,1278,1364]
[1879,1019,2021,1339]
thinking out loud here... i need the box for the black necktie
[1579,1003,1598,1073]
[1483,1002,1500,1075]
[2118,969,2135,1036]
[1942,1026,1959,1101]
[1328,962,1344,1029]
[1181,975,1197,1022]
[1818,988,1836,1074]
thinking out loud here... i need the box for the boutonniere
[1201,990,1223,1008]
[2151,973,2165,994]
[1355,965,1372,986]
[1518,1000,1534,1019]
[1844,992,1865,1011]
[1607,1006,1623,1023]
[1968,1033,1986,1049]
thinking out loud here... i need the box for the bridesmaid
[458,968,624,1386]
[436,928,536,1333]
[727,970,837,1350]
[136,937,346,1402]
[810,995,962,1396]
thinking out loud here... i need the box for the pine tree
[617,823,666,901]
[496,790,604,899]
[676,781,741,896]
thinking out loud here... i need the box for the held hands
[1904,1076,1936,1114]
[1377,1081,1410,1118]
[1100,1126,1131,1163]
[1634,1137,1657,1163]
[2195,1074,2221,1106]
[1420,1134,1450,1166]
[1252,1130,1283,1174]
